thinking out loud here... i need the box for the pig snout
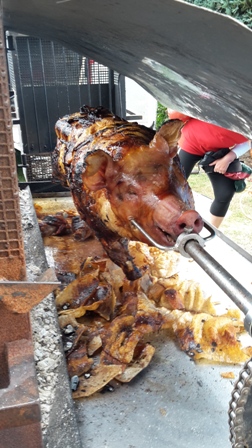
[152,199,204,246]
[171,210,204,235]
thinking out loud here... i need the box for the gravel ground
[19,188,63,433]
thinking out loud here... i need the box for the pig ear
[83,150,117,191]
[156,119,185,158]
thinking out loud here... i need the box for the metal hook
[130,219,215,257]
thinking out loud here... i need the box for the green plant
[156,102,168,129]
[185,0,252,28]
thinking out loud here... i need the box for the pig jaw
[152,204,204,246]
[108,197,202,247]
[103,195,204,248]
[131,193,203,247]
[107,190,204,248]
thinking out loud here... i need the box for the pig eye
[145,164,163,173]
[136,172,147,181]
[152,164,163,171]
[128,189,137,196]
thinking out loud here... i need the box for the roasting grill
[1,1,252,446]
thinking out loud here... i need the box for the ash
[19,188,63,438]
[32,297,63,436]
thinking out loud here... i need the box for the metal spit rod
[131,219,252,336]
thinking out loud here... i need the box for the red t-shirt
[179,118,247,156]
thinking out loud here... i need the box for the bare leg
[209,213,224,228]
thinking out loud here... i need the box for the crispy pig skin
[52,106,154,280]
[67,343,94,377]
[52,105,197,280]
[56,252,252,398]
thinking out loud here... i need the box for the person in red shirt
[168,109,251,228]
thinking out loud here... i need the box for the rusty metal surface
[0,424,43,448]
[0,308,43,447]
[0,267,60,313]
[0,6,26,281]
[0,339,41,429]
[3,0,252,137]
[0,339,43,448]
[0,10,43,446]
[0,304,31,389]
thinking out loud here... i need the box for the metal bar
[108,68,113,112]
[27,38,41,151]
[13,36,30,153]
[62,46,70,112]
[130,218,215,252]
[130,218,252,335]
[39,39,52,150]
[77,56,82,107]
[87,58,92,104]
[98,62,102,105]
[185,239,252,316]
[117,73,126,118]
[51,41,60,114]
[205,219,252,264]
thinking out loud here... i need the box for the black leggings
[179,149,236,217]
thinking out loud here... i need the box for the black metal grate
[25,153,53,181]
[79,59,110,85]
[15,38,110,87]
[6,34,126,192]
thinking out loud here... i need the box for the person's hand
[209,151,236,174]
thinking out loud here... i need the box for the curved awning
[3,0,252,137]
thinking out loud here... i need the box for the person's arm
[231,140,251,158]
[209,140,251,174]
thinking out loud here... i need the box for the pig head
[52,105,203,280]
